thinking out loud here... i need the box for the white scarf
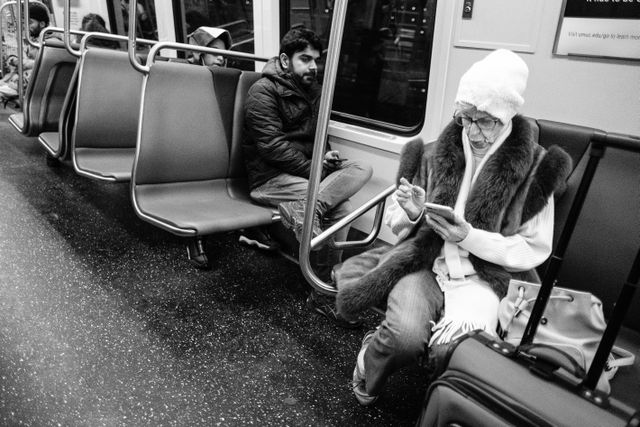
[429,122,513,346]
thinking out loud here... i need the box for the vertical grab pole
[127,0,148,73]
[63,0,80,57]
[0,2,17,78]
[299,0,348,295]
[16,0,24,106]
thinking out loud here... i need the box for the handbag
[498,279,635,394]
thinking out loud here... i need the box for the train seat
[8,37,77,137]
[38,59,80,161]
[71,48,143,181]
[131,62,276,236]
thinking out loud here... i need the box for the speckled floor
[0,111,430,426]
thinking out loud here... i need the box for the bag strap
[609,346,636,369]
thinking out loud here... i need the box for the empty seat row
[15,35,278,246]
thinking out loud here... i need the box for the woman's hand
[426,211,470,243]
[396,177,425,221]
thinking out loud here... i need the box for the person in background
[187,26,232,68]
[334,49,572,405]
[79,13,120,49]
[0,55,19,107]
[0,4,51,106]
[242,27,373,328]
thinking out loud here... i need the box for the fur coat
[335,116,573,320]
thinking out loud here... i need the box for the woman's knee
[382,318,428,358]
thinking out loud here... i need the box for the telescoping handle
[519,130,607,346]
[583,247,640,390]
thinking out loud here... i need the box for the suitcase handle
[520,343,586,382]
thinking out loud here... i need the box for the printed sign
[554,0,640,60]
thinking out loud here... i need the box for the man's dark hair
[279,27,323,58]
[29,3,50,26]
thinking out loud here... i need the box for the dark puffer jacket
[243,57,324,190]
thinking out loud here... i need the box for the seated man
[242,27,373,327]
[0,3,51,105]
[334,49,572,404]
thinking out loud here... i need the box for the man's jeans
[250,160,372,268]
[363,269,444,395]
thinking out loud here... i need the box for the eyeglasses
[453,115,500,132]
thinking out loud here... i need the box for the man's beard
[296,71,316,88]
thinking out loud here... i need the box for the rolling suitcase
[418,131,640,426]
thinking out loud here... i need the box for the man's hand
[425,211,470,243]
[396,177,425,221]
[323,150,342,171]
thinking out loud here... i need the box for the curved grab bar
[299,0,349,295]
[62,0,80,57]
[127,0,147,74]
[79,32,156,52]
[322,184,394,250]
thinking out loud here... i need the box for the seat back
[534,119,594,252]
[23,38,77,136]
[72,48,143,150]
[228,71,261,198]
[37,58,80,159]
[134,62,240,186]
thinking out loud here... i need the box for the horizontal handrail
[147,41,270,68]
[593,131,640,153]
[79,32,156,51]
[42,26,84,37]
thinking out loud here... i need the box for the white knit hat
[454,49,529,123]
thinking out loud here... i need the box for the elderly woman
[334,49,573,405]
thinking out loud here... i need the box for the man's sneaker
[238,227,280,251]
[278,200,323,243]
[306,292,362,329]
[352,330,379,406]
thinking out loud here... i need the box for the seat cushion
[38,132,60,156]
[134,180,275,235]
[74,147,135,181]
[8,113,24,133]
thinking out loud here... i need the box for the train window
[286,0,437,134]
[108,0,159,40]
[177,0,254,69]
